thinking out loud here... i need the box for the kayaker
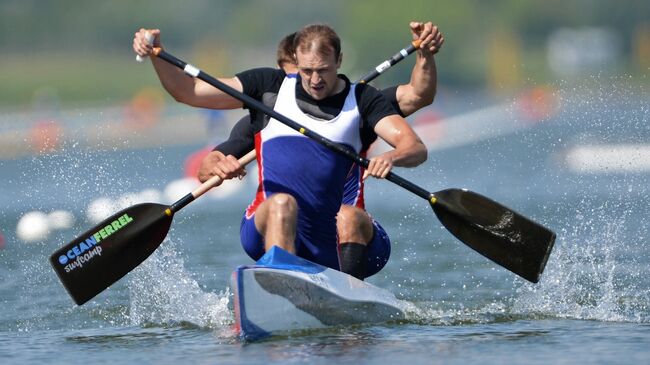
[133,23,434,279]
[197,22,443,280]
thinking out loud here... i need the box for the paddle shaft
[355,40,421,84]
[153,48,435,205]
[169,150,256,214]
[150,48,556,284]
[48,40,552,305]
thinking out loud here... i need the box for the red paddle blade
[49,203,173,305]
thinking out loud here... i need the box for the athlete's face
[295,49,341,100]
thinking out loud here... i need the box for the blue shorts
[365,220,391,277]
[240,214,391,277]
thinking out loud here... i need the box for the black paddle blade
[431,189,555,283]
[49,203,173,305]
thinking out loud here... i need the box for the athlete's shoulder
[236,68,286,98]
[236,67,285,78]
[380,85,404,117]
[354,81,399,128]
[354,81,384,100]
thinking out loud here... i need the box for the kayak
[231,246,410,340]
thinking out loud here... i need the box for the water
[1,82,649,364]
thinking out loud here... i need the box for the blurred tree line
[0,0,648,107]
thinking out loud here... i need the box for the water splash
[127,239,233,330]
[511,204,650,323]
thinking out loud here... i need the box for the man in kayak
[133,23,430,278]
[197,22,443,280]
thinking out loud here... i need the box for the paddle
[50,150,257,305]
[152,48,556,283]
[48,40,425,305]
[355,39,421,84]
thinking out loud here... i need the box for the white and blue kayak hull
[231,247,409,340]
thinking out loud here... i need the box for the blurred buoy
[123,87,165,128]
[117,192,141,209]
[516,86,560,123]
[138,188,163,203]
[184,146,213,178]
[16,211,51,243]
[207,176,245,200]
[30,120,63,154]
[86,197,116,224]
[164,177,199,203]
[0,232,5,249]
[47,210,75,230]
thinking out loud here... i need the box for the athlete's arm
[214,115,257,158]
[364,115,427,179]
[133,28,244,110]
[197,116,256,183]
[393,22,444,117]
[195,69,284,182]
[356,84,427,179]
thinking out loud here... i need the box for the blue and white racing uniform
[231,68,397,274]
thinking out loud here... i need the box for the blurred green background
[1,0,648,110]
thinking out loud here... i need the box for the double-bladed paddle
[50,40,554,306]
[49,150,256,305]
[49,40,425,305]
[152,47,556,284]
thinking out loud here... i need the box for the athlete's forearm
[151,56,245,110]
[396,53,437,117]
[386,139,428,167]
[410,50,437,106]
[396,22,443,117]
[370,115,428,178]
[151,55,198,105]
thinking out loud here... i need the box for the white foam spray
[127,239,233,331]
[511,204,650,323]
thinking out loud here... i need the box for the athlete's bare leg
[254,193,298,254]
[336,204,373,244]
[336,204,374,279]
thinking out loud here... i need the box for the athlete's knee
[267,193,298,221]
[336,205,373,243]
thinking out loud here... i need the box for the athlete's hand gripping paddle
[136,31,154,62]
